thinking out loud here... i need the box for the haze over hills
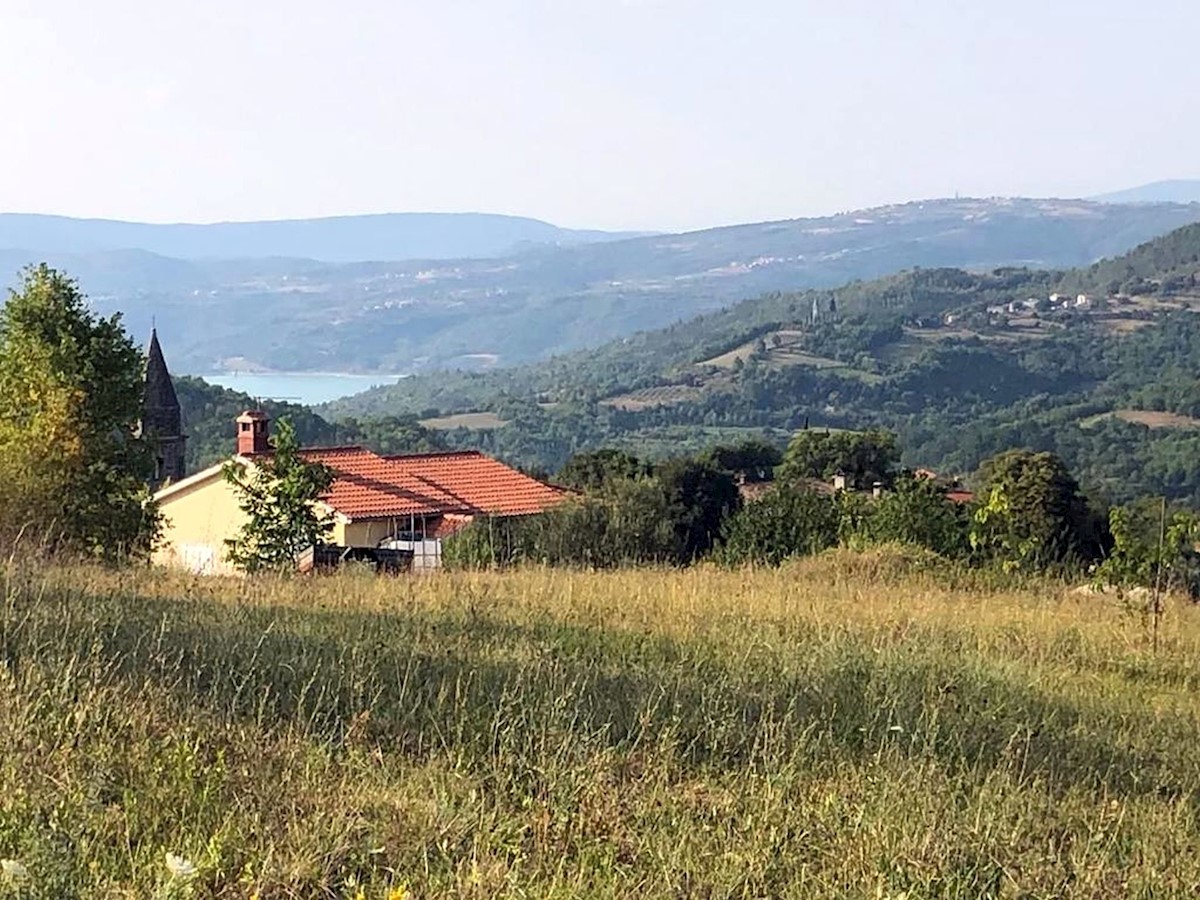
[0,212,644,263]
[1091,180,1200,205]
[312,220,1200,504]
[3,197,1199,375]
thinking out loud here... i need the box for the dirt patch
[420,411,508,430]
[1081,409,1200,430]
[601,384,704,411]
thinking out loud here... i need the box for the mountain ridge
[312,219,1200,504]
[4,197,1200,375]
[0,211,648,263]
[1091,180,1200,205]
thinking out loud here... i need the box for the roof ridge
[384,449,484,461]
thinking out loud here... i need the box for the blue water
[201,372,403,406]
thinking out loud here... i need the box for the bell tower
[141,328,187,489]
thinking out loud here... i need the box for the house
[153,411,570,574]
[138,334,568,575]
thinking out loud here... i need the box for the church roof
[143,328,182,435]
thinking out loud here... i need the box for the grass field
[4,553,1200,897]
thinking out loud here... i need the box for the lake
[200,372,404,406]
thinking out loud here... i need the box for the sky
[0,0,1196,233]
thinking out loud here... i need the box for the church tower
[142,329,187,490]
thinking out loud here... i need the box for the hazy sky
[0,0,1195,232]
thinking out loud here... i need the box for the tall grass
[2,551,1200,897]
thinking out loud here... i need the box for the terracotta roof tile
[289,447,568,521]
[299,446,468,520]
[384,450,569,517]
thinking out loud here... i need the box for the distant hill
[319,219,1200,504]
[0,212,645,263]
[331,216,1200,419]
[4,197,1200,374]
[1091,180,1200,205]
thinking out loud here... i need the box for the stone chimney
[236,410,271,456]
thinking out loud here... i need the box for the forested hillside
[4,197,1196,373]
[316,221,1200,503]
[174,376,448,473]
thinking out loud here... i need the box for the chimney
[236,410,271,456]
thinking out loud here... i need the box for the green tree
[0,265,158,558]
[556,449,648,492]
[969,450,1104,571]
[1096,499,1200,596]
[656,458,741,563]
[339,414,448,456]
[702,438,783,483]
[778,429,898,488]
[864,473,971,557]
[223,418,336,572]
[719,483,838,566]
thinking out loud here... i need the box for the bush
[718,484,838,566]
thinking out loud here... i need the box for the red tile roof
[384,450,569,517]
[299,446,468,520]
[293,447,568,521]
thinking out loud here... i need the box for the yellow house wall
[155,472,246,575]
[340,520,402,548]
[156,469,425,573]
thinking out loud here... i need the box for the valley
[3,197,1197,374]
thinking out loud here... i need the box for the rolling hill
[1092,180,1200,205]
[0,212,642,263]
[317,220,1200,504]
[5,197,1198,375]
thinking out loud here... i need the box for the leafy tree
[445,478,678,569]
[778,429,898,488]
[969,450,1105,571]
[557,449,648,492]
[337,414,448,456]
[702,438,783,483]
[864,472,970,557]
[656,458,741,563]
[1096,499,1200,596]
[719,483,838,566]
[223,418,336,572]
[0,265,158,558]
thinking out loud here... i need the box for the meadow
[2,552,1200,898]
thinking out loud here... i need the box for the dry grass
[3,552,1200,897]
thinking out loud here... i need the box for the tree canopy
[0,265,157,557]
[223,418,336,573]
[778,429,899,488]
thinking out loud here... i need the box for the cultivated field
[599,384,704,411]
[418,411,509,431]
[3,554,1200,897]
[1080,408,1200,430]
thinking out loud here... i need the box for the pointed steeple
[144,329,182,435]
[141,328,187,489]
